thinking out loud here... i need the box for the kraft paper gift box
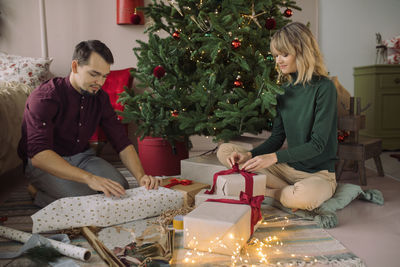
[180,154,226,185]
[195,189,240,206]
[160,178,210,207]
[183,201,251,256]
[215,173,266,197]
[31,186,184,233]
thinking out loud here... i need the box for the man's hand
[227,151,252,167]
[139,175,160,190]
[241,153,277,172]
[86,175,126,198]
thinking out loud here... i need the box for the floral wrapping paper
[32,187,184,233]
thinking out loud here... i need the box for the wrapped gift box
[31,187,184,233]
[195,189,239,206]
[160,178,210,207]
[215,173,266,197]
[183,201,251,255]
[180,154,226,185]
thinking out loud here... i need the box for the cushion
[0,81,33,175]
[264,183,384,228]
[318,183,363,211]
[89,68,133,142]
[102,67,133,116]
[0,52,52,89]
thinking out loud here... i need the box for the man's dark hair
[72,40,114,65]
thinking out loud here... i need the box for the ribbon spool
[173,215,184,230]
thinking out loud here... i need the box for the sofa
[0,52,52,178]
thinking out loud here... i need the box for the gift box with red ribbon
[205,164,266,197]
[195,188,239,206]
[183,164,264,255]
[160,178,210,207]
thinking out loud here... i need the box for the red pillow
[89,68,133,142]
[102,67,133,118]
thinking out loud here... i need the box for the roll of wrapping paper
[0,225,91,261]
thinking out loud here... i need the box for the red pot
[137,137,189,176]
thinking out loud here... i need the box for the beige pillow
[0,81,32,175]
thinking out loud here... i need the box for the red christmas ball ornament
[130,13,141,25]
[265,17,276,30]
[171,110,179,117]
[231,38,241,49]
[234,80,243,87]
[153,65,166,79]
[234,75,243,87]
[172,31,181,40]
[283,8,293,17]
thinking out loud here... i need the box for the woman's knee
[216,143,235,167]
[280,179,333,210]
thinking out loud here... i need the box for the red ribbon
[205,163,254,196]
[204,163,264,235]
[206,192,264,235]
[163,178,192,188]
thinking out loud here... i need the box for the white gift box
[195,189,239,206]
[215,173,266,197]
[31,187,184,233]
[183,201,251,256]
[180,154,226,185]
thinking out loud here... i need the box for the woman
[217,22,337,211]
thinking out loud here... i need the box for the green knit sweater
[251,75,338,173]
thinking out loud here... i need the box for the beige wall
[0,0,317,77]
[319,0,400,94]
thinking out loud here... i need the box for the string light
[181,216,321,266]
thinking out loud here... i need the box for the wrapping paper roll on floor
[0,225,91,261]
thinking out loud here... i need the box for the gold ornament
[242,1,267,28]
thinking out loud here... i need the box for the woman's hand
[139,175,160,190]
[242,153,278,172]
[227,151,252,167]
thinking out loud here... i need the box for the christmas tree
[119,0,301,145]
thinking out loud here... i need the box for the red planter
[137,137,189,176]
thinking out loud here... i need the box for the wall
[0,0,149,76]
[319,0,400,95]
[0,0,317,77]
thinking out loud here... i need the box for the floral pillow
[0,52,52,89]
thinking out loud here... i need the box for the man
[18,40,159,207]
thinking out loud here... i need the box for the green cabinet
[354,65,400,150]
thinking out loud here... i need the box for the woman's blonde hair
[270,22,328,85]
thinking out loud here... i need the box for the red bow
[205,163,254,196]
[206,192,264,235]
[163,178,192,188]
[204,163,264,234]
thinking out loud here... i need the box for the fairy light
[182,215,321,266]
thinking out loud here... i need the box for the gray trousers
[26,148,129,207]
